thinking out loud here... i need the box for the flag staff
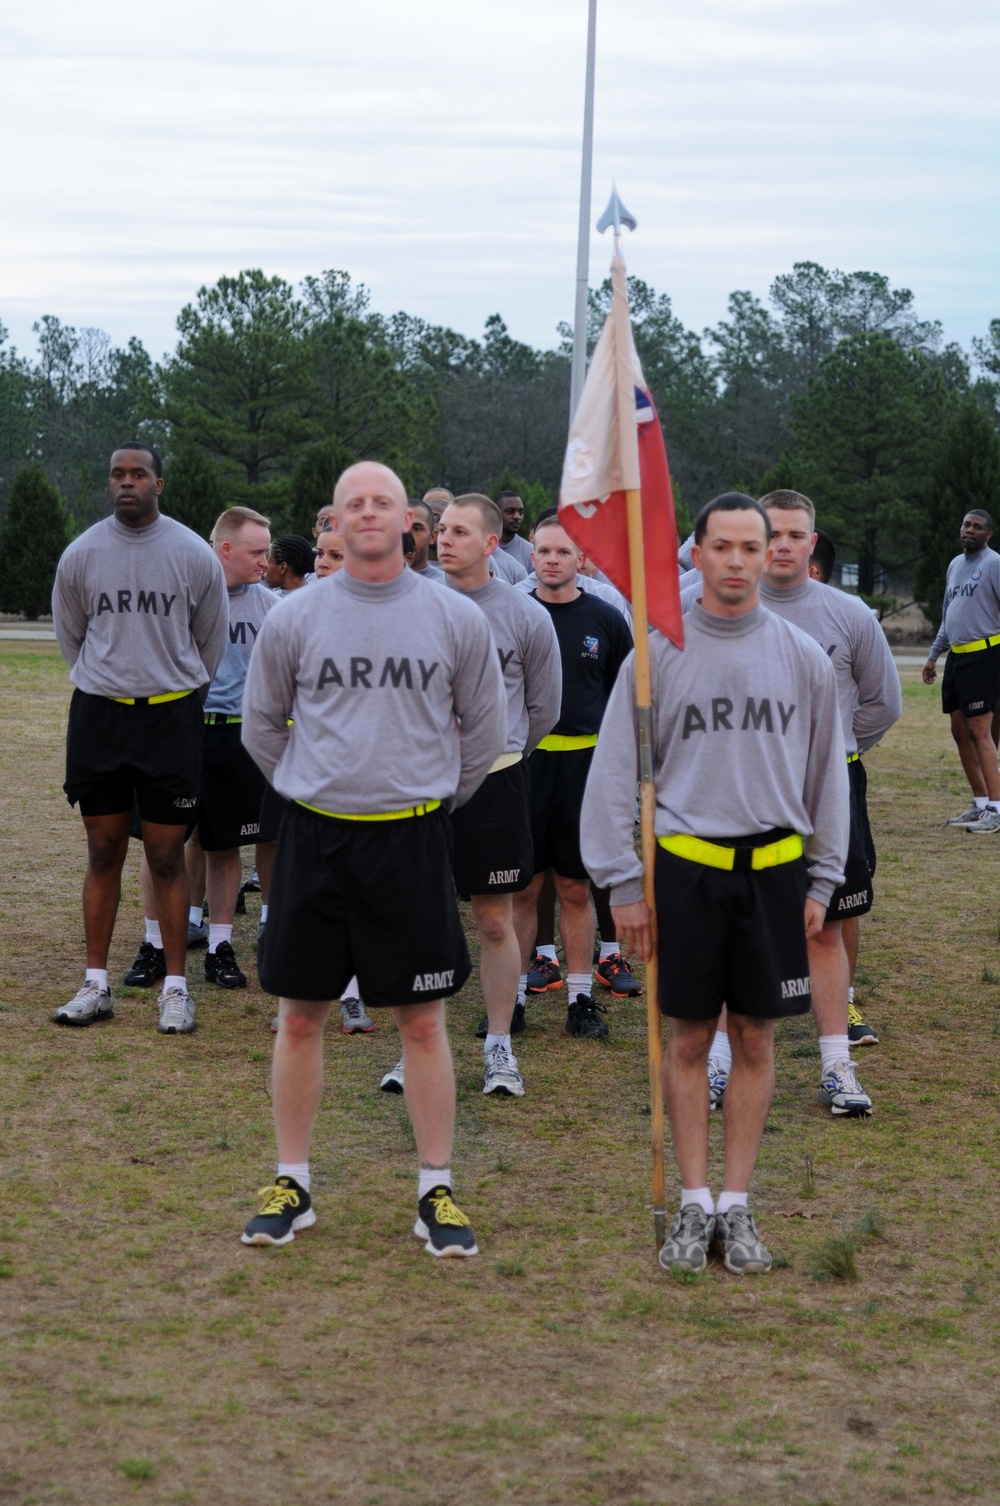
[569,0,598,425]
[597,187,667,1252]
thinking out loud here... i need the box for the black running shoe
[595,951,643,997]
[566,993,609,1039]
[205,940,247,989]
[414,1185,478,1257]
[241,1176,315,1246]
[235,889,246,915]
[476,1001,525,1039]
[123,941,166,988]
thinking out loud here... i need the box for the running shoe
[157,984,196,1035]
[818,1058,872,1116]
[52,980,114,1026]
[966,808,1000,834]
[476,1002,526,1038]
[712,1207,772,1274]
[565,993,609,1039]
[483,1041,525,1097]
[269,1015,279,1033]
[242,868,261,893]
[595,952,644,997]
[123,942,166,988]
[414,1185,478,1257]
[340,996,374,1033]
[526,953,562,993]
[241,1176,315,1246]
[707,1055,730,1112]
[380,1059,404,1093]
[204,941,247,989]
[947,803,982,826]
[187,921,208,950]
[847,1000,879,1047]
[658,1205,715,1273]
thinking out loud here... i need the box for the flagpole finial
[596,183,637,258]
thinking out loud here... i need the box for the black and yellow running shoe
[241,1176,315,1246]
[414,1185,478,1258]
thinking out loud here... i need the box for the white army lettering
[780,976,811,999]
[411,970,455,992]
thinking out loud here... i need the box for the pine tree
[160,447,226,540]
[915,399,1000,624]
[0,463,70,619]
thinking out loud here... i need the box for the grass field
[1,640,998,1506]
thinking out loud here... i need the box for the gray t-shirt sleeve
[241,611,297,785]
[581,655,644,906]
[452,610,507,807]
[851,608,902,753]
[192,553,230,684]
[52,552,87,668]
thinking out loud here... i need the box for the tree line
[1,261,998,621]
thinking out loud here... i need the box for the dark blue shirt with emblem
[530,589,633,735]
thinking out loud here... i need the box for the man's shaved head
[333,460,407,513]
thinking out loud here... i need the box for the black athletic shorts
[527,745,593,880]
[65,689,202,825]
[941,643,1000,718]
[259,781,290,835]
[654,833,811,1022]
[826,759,874,921]
[258,802,471,1007]
[197,722,278,852]
[450,758,533,899]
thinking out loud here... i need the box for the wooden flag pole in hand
[599,190,667,1251]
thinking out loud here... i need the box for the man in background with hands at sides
[51,443,228,1033]
[240,461,505,1256]
[582,493,848,1276]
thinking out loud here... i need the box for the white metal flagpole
[569,0,598,426]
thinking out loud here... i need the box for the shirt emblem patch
[583,636,599,657]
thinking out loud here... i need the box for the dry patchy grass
[0,643,998,1505]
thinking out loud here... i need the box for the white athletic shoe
[947,803,982,826]
[340,996,374,1033]
[818,1058,872,1116]
[157,985,196,1035]
[52,980,114,1026]
[379,1058,404,1093]
[966,808,1000,834]
[707,1055,729,1112]
[483,1041,525,1097]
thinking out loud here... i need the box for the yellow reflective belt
[658,833,804,871]
[489,751,522,774]
[951,633,1000,654]
[204,713,242,725]
[295,799,441,823]
[846,752,860,763]
[537,733,598,752]
[112,689,195,706]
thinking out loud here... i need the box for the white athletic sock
[975,796,989,809]
[260,904,269,923]
[189,905,203,926]
[85,968,109,991]
[208,923,233,954]
[599,940,619,961]
[988,801,1000,813]
[537,944,558,963]
[847,985,855,1005]
[567,972,593,999]
[145,919,162,949]
[343,976,360,999]
[484,1032,510,1055]
[681,1187,713,1215]
[277,1162,310,1192]
[516,975,527,1006]
[818,1034,850,1075]
[163,974,186,993]
[716,1190,749,1215]
[418,1167,451,1200]
[710,1030,732,1071]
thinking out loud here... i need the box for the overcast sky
[2,0,998,364]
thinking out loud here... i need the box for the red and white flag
[558,257,683,649]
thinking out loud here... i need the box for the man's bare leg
[808,920,850,1039]
[256,839,277,906]
[720,1015,776,1192]
[513,872,545,973]
[395,999,455,1167]
[553,873,596,977]
[951,710,989,797]
[472,894,519,1035]
[662,1016,716,1188]
[272,999,332,1163]
[966,712,1000,801]
[81,813,131,967]
[142,821,192,978]
[843,916,859,984]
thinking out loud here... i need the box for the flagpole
[569,0,598,425]
[604,217,667,1254]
